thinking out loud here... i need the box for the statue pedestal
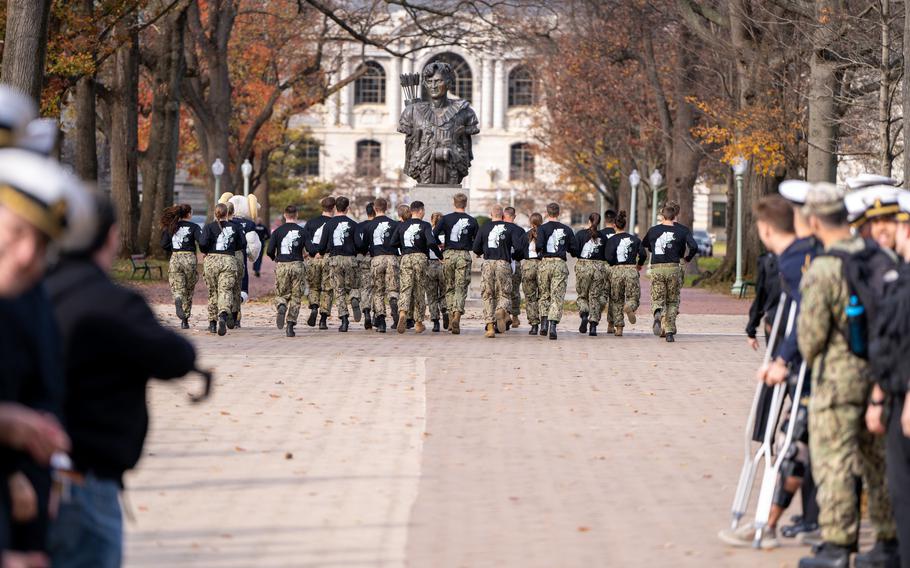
[408,184,467,216]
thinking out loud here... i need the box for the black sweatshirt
[46,259,196,484]
[434,212,478,251]
[642,223,698,264]
[317,215,357,256]
[199,220,247,255]
[160,220,202,253]
[573,229,606,260]
[517,230,540,260]
[356,215,399,256]
[392,218,441,257]
[504,221,524,259]
[536,221,577,260]
[267,222,306,262]
[604,232,647,266]
[473,220,519,261]
[746,253,781,339]
[302,214,331,257]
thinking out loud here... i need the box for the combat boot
[798,542,851,568]
[217,312,228,336]
[652,308,663,336]
[339,315,349,332]
[442,310,450,330]
[450,311,461,334]
[666,333,675,343]
[307,306,318,327]
[407,318,415,329]
[226,311,236,329]
[363,308,372,330]
[511,314,520,328]
[318,313,328,330]
[397,310,407,334]
[624,305,637,324]
[181,318,190,330]
[376,315,386,333]
[208,320,217,334]
[539,319,549,336]
[614,325,623,337]
[485,323,496,338]
[495,308,508,334]
[548,320,558,340]
[254,270,261,278]
[277,304,287,329]
[578,312,589,333]
[588,322,598,337]
[432,319,440,332]
[286,322,296,337]
[606,322,615,334]
[352,298,362,322]
[235,316,241,329]
[390,298,399,325]
[529,323,539,335]
[854,539,900,568]
[414,320,426,333]
[175,298,186,320]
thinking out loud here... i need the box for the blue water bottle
[845,295,867,357]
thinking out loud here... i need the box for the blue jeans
[252,246,265,274]
[47,475,122,568]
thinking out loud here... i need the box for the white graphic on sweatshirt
[546,228,566,254]
[171,226,191,250]
[654,231,675,256]
[487,224,507,248]
[373,221,391,246]
[449,218,470,243]
[617,237,633,263]
[403,223,421,248]
[332,221,351,246]
[311,224,324,244]
[527,240,538,259]
[280,230,301,255]
[580,237,601,259]
[215,226,235,251]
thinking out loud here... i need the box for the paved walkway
[122,283,816,567]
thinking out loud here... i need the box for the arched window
[355,140,382,178]
[354,61,386,105]
[423,52,473,102]
[509,143,534,181]
[508,66,536,107]
[294,139,320,177]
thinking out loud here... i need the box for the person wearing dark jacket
[434,193,478,334]
[317,196,358,332]
[746,252,781,349]
[391,201,441,334]
[535,202,578,340]
[199,203,246,336]
[227,205,256,328]
[302,196,335,329]
[252,217,271,277]
[642,202,698,342]
[604,210,646,336]
[473,205,520,338]
[503,207,525,329]
[45,193,197,568]
[517,213,543,335]
[160,204,202,329]
[355,197,399,333]
[572,212,606,336]
[268,205,306,337]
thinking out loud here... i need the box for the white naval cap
[845,173,898,190]
[779,180,812,204]
[0,86,38,144]
[18,118,60,156]
[0,148,74,239]
[895,191,910,222]
[844,185,905,224]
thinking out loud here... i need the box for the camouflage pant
[168,251,198,318]
[609,265,641,327]
[443,249,472,314]
[521,260,541,325]
[328,255,356,318]
[538,258,569,323]
[370,255,399,316]
[274,261,305,324]
[599,263,612,321]
[810,399,896,546]
[354,256,372,310]
[481,260,512,324]
[306,257,334,315]
[204,254,238,321]
[232,251,246,320]
[650,264,682,334]
[575,259,605,323]
[510,262,522,316]
[400,253,428,322]
[426,259,446,320]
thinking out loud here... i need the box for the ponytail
[161,203,191,235]
[588,212,601,241]
[615,210,628,231]
[529,212,542,242]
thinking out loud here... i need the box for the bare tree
[1,0,51,103]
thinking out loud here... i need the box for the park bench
[129,254,163,280]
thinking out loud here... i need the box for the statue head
[422,61,456,99]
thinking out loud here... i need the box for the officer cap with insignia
[0,148,73,240]
[845,173,899,191]
[0,86,38,147]
[779,180,812,205]
[802,182,847,218]
[844,185,904,224]
[897,191,910,223]
[18,118,61,156]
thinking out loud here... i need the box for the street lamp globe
[629,169,641,188]
[732,156,748,177]
[241,159,253,179]
[212,158,225,177]
[649,168,663,189]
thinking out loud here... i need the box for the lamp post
[241,158,253,197]
[629,169,641,234]
[212,158,224,217]
[649,168,663,227]
[731,156,749,295]
[509,186,515,208]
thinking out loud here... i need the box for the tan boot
[451,311,461,334]
[485,323,496,338]
[495,308,507,334]
[415,320,426,333]
[511,314,520,328]
[624,305,637,324]
[397,310,407,334]
[614,325,623,337]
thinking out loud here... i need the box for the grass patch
[111,258,169,284]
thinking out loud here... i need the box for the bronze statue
[399,62,479,185]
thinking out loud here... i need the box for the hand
[8,472,37,523]
[903,392,910,438]
[866,403,886,436]
[747,337,759,351]
[0,403,70,465]
[2,551,49,568]
[763,359,789,386]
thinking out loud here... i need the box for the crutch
[752,358,808,546]
[730,293,792,529]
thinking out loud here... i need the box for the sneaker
[624,305,637,324]
[718,524,780,549]
[277,304,287,329]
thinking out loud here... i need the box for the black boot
[798,542,852,568]
[407,318,414,329]
[277,304,287,329]
[307,306,318,327]
[548,320,558,340]
[652,308,663,336]
[442,311,449,330]
[181,318,190,330]
[781,518,819,539]
[208,320,217,334]
[376,315,387,333]
[529,323,539,335]
[666,333,675,343]
[588,322,598,337]
[286,322,296,337]
[539,319,549,336]
[390,298,399,327]
[175,298,186,320]
[363,308,372,330]
[226,311,236,329]
[217,312,228,336]
[234,313,241,329]
[319,313,328,330]
[578,312,588,333]
[432,319,440,332]
[854,539,900,568]
[339,315,349,332]
[351,298,362,322]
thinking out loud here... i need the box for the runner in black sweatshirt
[302,196,335,329]
[434,193,477,333]
[316,196,358,331]
[355,198,399,332]
[268,206,306,336]
[473,205,521,337]
[572,213,606,335]
[604,210,646,336]
[390,201,440,333]
[535,203,578,339]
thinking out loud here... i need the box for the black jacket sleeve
[160,230,172,253]
[746,256,769,338]
[511,230,524,261]
[266,227,278,260]
[390,224,402,249]
[472,225,484,256]
[566,229,579,258]
[637,241,647,266]
[425,223,442,259]
[684,231,699,262]
[317,219,331,255]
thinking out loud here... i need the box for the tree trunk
[73,0,97,181]
[879,0,893,177]
[807,1,842,183]
[667,27,701,229]
[904,0,910,180]
[0,0,51,103]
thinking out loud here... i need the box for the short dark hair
[335,196,350,212]
[320,196,336,212]
[661,204,677,221]
[365,202,375,217]
[753,195,794,234]
[453,193,468,209]
[604,209,617,224]
[215,203,229,220]
[815,207,849,228]
[546,202,560,217]
[374,197,388,212]
[410,200,425,212]
[503,206,516,219]
[284,205,298,217]
[398,204,412,220]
